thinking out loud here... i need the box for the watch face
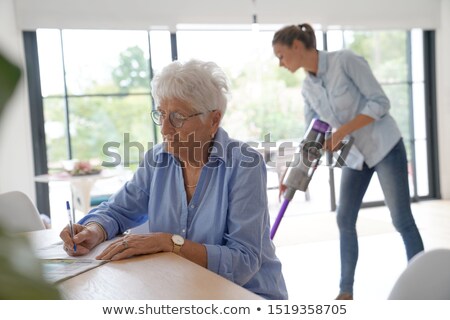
[172,234,184,245]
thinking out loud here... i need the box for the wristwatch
[171,234,185,255]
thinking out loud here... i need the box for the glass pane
[68,96,154,168]
[177,29,305,142]
[149,30,172,76]
[345,30,408,83]
[315,30,325,51]
[413,82,426,140]
[382,83,411,157]
[62,30,151,95]
[149,30,171,145]
[43,97,67,168]
[415,139,429,196]
[327,30,344,51]
[37,29,65,97]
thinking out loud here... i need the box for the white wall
[0,0,35,200]
[1,0,449,199]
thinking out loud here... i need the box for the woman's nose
[160,115,175,135]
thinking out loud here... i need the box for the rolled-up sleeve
[342,51,390,120]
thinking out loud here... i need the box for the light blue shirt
[302,50,402,170]
[79,127,288,300]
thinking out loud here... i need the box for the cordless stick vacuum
[270,119,354,239]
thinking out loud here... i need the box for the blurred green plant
[0,51,60,299]
[0,226,60,299]
[0,52,21,115]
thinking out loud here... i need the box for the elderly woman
[60,59,288,300]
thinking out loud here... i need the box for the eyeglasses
[151,110,204,128]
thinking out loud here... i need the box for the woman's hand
[96,233,172,261]
[60,223,105,256]
[278,167,288,202]
[278,183,287,202]
[324,129,347,152]
[325,114,375,151]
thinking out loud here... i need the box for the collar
[309,50,328,80]
[208,127,231,164]
[156,127,230,165]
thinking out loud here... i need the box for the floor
[45,179,450,300]
[272,199,450,300]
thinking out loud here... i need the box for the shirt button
[190,204,195,209]
[182,229,186,233]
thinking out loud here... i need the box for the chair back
[0,191,46,233]
[388,248,450,300]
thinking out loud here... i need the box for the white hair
[151,59,229,119]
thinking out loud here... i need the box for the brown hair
[272,23,317,50]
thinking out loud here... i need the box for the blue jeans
[336,139,424,294]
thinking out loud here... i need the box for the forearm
[141,233,207,267]
[178,239,207,268]
[325,114,374,151]
[96,232,208,266]
[339,114,375,136]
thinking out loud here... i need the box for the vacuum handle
[331,136,354,168]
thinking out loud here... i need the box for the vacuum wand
[270,119,353,239]
[270,198,291,239]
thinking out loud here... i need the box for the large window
[31,26,435,218]
[177,27,306,142]
[37,29,161,170]
[326,29,429,204]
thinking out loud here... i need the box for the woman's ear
[210,110,222,136]
[292,39,302,51]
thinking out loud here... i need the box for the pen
[66,200,77,252]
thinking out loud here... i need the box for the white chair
[388,248,450,300]
[0,191,46,233]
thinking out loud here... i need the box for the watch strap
[173,242,182,255]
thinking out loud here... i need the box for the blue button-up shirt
[302,50,402,169]
[79,127,288,300]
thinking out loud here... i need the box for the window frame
[24,27,440,215]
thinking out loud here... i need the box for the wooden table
[28,230,262,300]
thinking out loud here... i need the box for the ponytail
[272,23,317,50]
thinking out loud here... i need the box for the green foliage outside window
[112,46,150,93]
[224,62,305,142]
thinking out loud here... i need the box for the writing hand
[60,223,104,256]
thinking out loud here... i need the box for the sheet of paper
[41,258,108,284]
[35,238,121,283]
[34,238,117,260]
